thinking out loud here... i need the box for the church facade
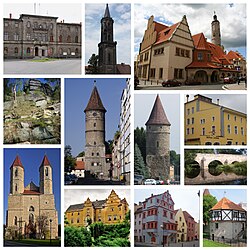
[4,13,81,59]
[6,155,58,239]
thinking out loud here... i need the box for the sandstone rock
[36,99,47,108]
[32,126,53,140]
[20,122,30,128]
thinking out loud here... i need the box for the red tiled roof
[211,197,246,212]
[155,22,179,45]
[146,95,171,126]
[10,155,24,169]
[116,63,131,74]
[187,61,221,69]
[23,190,41,195]
[183,211,194,222]
[192,33,210,50]
[226,50,244,60]
[84,86,106,112]
[75,161,85,170]
[40,155,51,168]
[154,21,168,33]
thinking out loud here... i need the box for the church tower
[211,11,221,46]
[84,85,107,175]
[10,155,24,194]
[39,155,53,194]
[145,95,171,179]
[98,4,117,74]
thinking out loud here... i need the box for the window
[228,114,230,120]
[176,47,180,56]
[14,47,18,54]
[241,127,244,135]
[108,215,112,221]
[212,116,215,122]
[15,22,19,28]
[185,50,190,57]
[26,33,31,40]
[191,117,194,124]
[215,223,219,229]
[227,125,231,134]
[50,35,54,42]
[212,126,216,134]
[191,128,194,134]
[15,168,18,177]
[45,167,49,176]
[4,32,9,41]
[198,52,203,61]
[159,68,163,79]
[4,22,9,27]
[71,219,74,223]
[191,107,194,114]
[234,126,238,134]
[202,128,205,136]
[14,216,18,226]
[187,109,190,115]
[207,53,211,61]
[15,184,18,191]
[75,36,79,43]
[234,116,237,121]
[4,47,8,55]
[97,152,99,156]
[59,35,62,42]
[187,128,190,135]
[14,33,19,41]
[156,141,159,148]
[174,68,183,79]
[77,218,80,223]
[154,47,164,55]
[94,141,96,145]
[50,23,53,29]
[144,52,149,61]
[187,118,190,125]
[94,123,96,127]
[67,35,71,42]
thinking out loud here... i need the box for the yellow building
[174,209,187,242]
[185,95,247,145]
[65,190,129,227]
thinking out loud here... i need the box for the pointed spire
[145,95,171,126]
[11,155,24,169]
[40,155,51,168]
[84,86,106,112]
[104,4,111,18]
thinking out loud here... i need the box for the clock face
[93,112,97,117]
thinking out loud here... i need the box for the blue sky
[134,188,200,222]
[4,148,61,224]
[134,3,246,59]
[135,94,180,154]
[65,78,127,157]
[208,189,247,204]
[85,3,131,65]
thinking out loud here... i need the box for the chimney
[217,99,219,105]
[9,13,12,19]
[186,94,189,102]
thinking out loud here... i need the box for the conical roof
[40,155,51,168]
[104,4,111,18]
[84,86,106,112]
[10,155,24,169]
[211,197,245,212]
[145,95,171,126]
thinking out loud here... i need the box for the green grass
[31,58,59,62]
[12,239,61,246]
[203,239,230,247]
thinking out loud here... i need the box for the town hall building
[4,13,81,59]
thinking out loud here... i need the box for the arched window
[59,48,63,55]
[15,184,18,192]
[14,216,18,226]
[59,35,62,42]
[14,47,18,54]
[94,123,96,127]
[29,206,35,212]
[27,21,31,28]
[67,48,71,55]
[75,36,78,43]
[45,167,49,176]
[27,47,31,54]
[75,48,79,55]
[15,168,18,177]
[67,35,71,42]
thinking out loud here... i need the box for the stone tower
[98,4,117,74]
[211,11,221,46]
[84,85,107,175]
[10,155,24,194]
[39,155,53,194]
[145,95,171,179]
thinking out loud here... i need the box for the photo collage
[1,0,248,248]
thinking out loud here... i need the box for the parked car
[162,79,181,87]
[184,79,201,85]
[156,180,164,185]
[223,77,236,84]
[134,174,144,185]
[144,179,157,185]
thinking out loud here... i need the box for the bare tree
[36,215,49,239]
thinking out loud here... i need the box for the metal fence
[204,234,247,247]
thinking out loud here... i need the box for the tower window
[29,206,35,212]
[94,141,96,145]
[14,216,18,226]
[45,167,49,176]
[15,184,18,192]
[92,153,94,156]
[15,168,18,177]
[94,123,96,127]
[156,141,159,148]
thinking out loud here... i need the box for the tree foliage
[87,54,99,74]
[64,145,76,172]
[64,226,92,247]
[134,143,148,177]
[203,194,217,225]
[105,140,113,154]
[134,127,146,163]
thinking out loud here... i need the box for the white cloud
[134,3,246,56]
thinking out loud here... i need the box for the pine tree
[134,143,148,177]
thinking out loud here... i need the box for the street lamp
[49,219,52,245]
[160,224,164,247]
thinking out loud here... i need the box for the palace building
[184,95,247,145]
[4,13,81,59]
[6,155,58,239]
[65,190,129,226]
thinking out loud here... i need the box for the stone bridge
[185,153,247,185]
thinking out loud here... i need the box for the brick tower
[145,95,171,179]
[84,85,107,176]
[98,4,117,74]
